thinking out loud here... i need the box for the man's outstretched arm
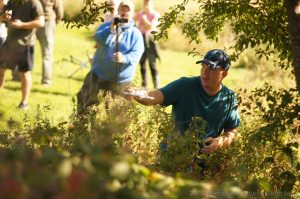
[124,88,164,106]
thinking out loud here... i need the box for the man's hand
[123,87,164,106]
[110,21,115,31]
[123,87,151,100]
[200,129,238,154]
[10,19,23,28]
[1,11,11,22]
[123,87,136,100]
[200,137,220,154]
[114,52,124,63]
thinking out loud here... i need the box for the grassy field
[0,22,295,129]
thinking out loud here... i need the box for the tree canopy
[63,0,300,91]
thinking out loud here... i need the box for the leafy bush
[0,85,298,198]
[0,95,250,198]
[204,85,300,198]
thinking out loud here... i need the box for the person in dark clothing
[0,0,45,109]
[135,0,160,88]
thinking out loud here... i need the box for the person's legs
[140,35,148,87]
[77,71,102,114]
[149,41,159,88]
[140,51,147,87]
[19,71,31,105]
[17,45,34,109]
[0,39,7,86]
[37,20,55,85]
[0,68,6,89]
[11,66,20,81]
[149,58,158,88]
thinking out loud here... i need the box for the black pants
[77,71,129,114]
[140,34,159,88]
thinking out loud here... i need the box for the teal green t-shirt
[159,76,240,138]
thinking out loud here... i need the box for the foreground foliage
[0,85,299,198]
[0,104,247,199]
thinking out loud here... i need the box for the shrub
[0,95,249,198]
[0,85,298,198]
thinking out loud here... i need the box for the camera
[4,9,12,17]
[2,4,12,20]
[1,9,12,22]
[113,17,128,25]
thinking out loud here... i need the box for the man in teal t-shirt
[125,49,240,154]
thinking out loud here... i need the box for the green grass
[0,23,295,129]
[0,24,94,128]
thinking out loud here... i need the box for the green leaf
[282,147,294,164]
[296,163,300,171]
[258,178,271,192]
[280,171,296,183]
[236,165,248,178]
[262,157,275,164]
[280,182,294,193]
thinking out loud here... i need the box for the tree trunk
[285,0,300,91]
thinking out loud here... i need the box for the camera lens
[114,17,128,25]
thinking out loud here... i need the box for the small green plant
[157,116,208,178]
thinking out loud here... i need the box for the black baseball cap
[196,49,230,71]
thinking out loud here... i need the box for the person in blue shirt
[125,49,240,155]
[77,0,144,114]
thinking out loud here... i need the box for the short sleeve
[32,0,44,18]
[159,77,187,106]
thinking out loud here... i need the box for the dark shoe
[18,102,28,110]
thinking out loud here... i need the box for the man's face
[200,63,227,88]
[118,5,133,21]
